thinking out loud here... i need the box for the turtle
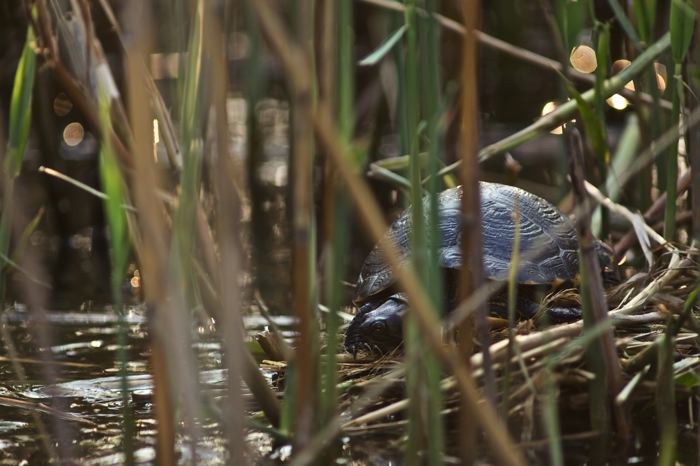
[344,182,615,356]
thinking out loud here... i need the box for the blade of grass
[203,2,247,461]
[593,22,611,237]
[97,87,135,466]
[290,0,320,448]
[319,0,352,458]
[359,24,407,66]
[664,0,696,240]
[403,2,435,463]
[419,0,445,463]
[169,0,207,454]
[6,26,35,179]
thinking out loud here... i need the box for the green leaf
[6,27,36,178]
[670,0,696,63]
[359,25,407,66]
[97,90,129,283]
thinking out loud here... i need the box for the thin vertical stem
[291,0,319,448]
[458,1,492,464]
[122,2,175,461]
[403,2,429,463]
[421,0,445,464]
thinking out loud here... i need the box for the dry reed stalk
[119,4,178,464]
[248,1,525,464]
[203,2,247,461]
[288,0,320,449]
[458,0,490,462]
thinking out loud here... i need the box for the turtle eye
[370,321,387,333]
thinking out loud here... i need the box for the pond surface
[0,304,698,465]
[0,305,241,465]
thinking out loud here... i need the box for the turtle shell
[354,182,580,303]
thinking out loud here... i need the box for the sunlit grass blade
[6,26,36,179]
[0,25,37,304]
[97,88,134,466]
[359,24,407,66]
[403,2,432,463]
[321,0,353,447]
[420,0,445,463]
[664,0,696,240]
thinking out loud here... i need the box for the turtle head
[344,294,407,357]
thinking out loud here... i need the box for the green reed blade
[6,27,36,178]
[421,0,445,463]
[670,0,695,64]
[321,0,354,435]
[403,2,429,463]
[0,25,37,304]
[98,88,134,466]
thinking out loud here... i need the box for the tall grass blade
[1,25,36,303]
[420,0,445,463]
[403,2,432,463]
[593,23,610,237]
[6,26,35,179]
[320,0,352,458]
[289,0,320,448]
[97,88,134,466]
